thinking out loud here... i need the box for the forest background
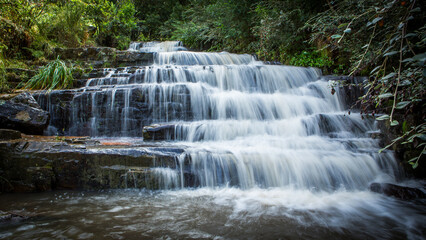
[0,0,424,170]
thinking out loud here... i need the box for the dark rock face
[0,93,49,135]
[322,75,366,109]
[0,137,192,192]
[9,92,41,108]
[33,80,192,137]
[0,129,21,140]
[116,50,154,66]
[143,124,176,141]
[369,182,426,200]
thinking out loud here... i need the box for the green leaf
[378,93,393,98]
[395,101,410,109]
[405,33,417,38]
[402,120,408,132]
[376,114,390,120]
[331,34,342,39]
[382,72,396,80]
[390,120,399,126]
[418,134,426,141]
[390,35,400,45]
[410,161,418,169]
[384,51,398,57]
[410,7,421,13]
[372,17,383,24]
[338,23,349,28]
[343,28,351,33]
[399,80,412,86]
[370,66,381,74]
[412,53,426,62]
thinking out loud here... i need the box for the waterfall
[43,41,401,191]
[22,41,425,239]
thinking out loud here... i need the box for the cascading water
[19,41,424,239]
[65,41,400,191]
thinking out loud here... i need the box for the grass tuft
[22,56,73,91]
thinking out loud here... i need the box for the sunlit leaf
[372,17,383,24]
[370,65,381,74]
[382,72,396,80]
[378,93,393,98]
[331,34,342,39]
[343,28,351,33]
[376,114,390,120]
[410,161,418,169]
[338,23,349,29]
[399,80,412,86]
[390,120,399,126]
[394,102,410,113]
[384,51,398,57]
[405,33,417,38]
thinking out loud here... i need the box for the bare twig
[350,24,376,76]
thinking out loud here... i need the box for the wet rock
[0,211,32,222]
[0,136,186,192]
[50,47,154,67]
[0,93,49,135]
[9,92,41,108]
[51,47,116,61]
[322,75,366,109]
[369,182,426,200]
[143,124,176,141]
[0,129,22,140]
[116,51,154,66]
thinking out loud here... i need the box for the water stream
[2,41,425,239]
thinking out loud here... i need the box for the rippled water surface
[1,188,425,240]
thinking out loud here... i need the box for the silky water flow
[1,41,425,240]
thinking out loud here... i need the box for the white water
[64,41,406,191]
[30,41,425,239]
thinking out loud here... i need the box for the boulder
[143,124,175,141]
[9,92,41,108]
[0,92,49,135]
[0,129,22,140]
[369,182,426,200]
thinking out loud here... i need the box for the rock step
[50,47,154,68]
[369,182,426,200]
[0,137,193,192]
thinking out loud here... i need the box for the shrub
[0,44,9,92]
[22,57,73,91]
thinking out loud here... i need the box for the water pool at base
[1,188,425,239]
